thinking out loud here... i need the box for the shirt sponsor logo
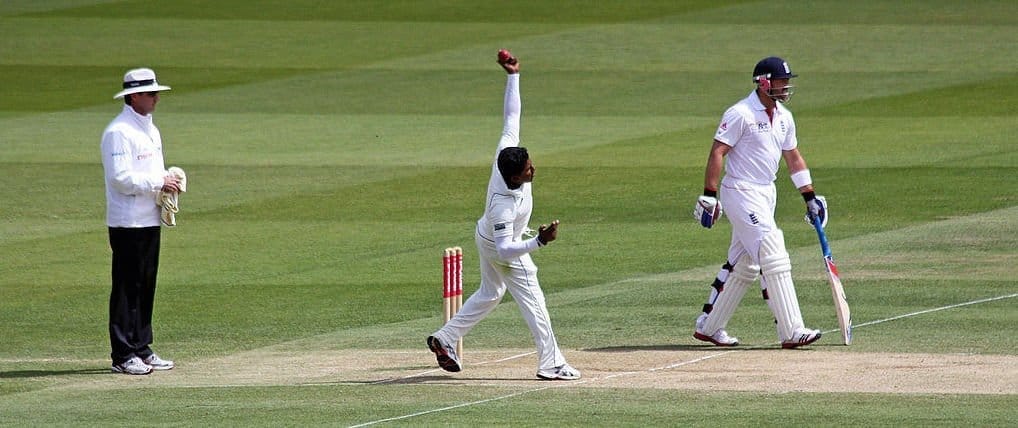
[494,223,507,231]
[718,122,728,132]
[111,151,127,158]
[136,152,154,160]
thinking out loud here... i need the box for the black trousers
[108,226,161,364]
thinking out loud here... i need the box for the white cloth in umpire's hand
[693,195,722,228]
[157,167,187,227]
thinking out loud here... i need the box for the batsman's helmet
[753,57,797,103]
[753,57,797,81]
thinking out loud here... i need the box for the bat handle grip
[812,216,833,258]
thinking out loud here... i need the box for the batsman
[691,56,825,349]
[426,50,580,380]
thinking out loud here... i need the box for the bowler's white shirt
[476,74,541,259]
[714,91,798,186]
[101,105,166,227]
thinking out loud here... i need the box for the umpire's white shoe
[427,336,461,372]
[782,327,822,349]
[694,313,739,346]
[537,363,581,381]
[111,356,153,375]
[142,353,175,370]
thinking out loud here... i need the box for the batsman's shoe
[694,314,739,346]
[694,329,740,346]
[142,354,175,371]
[111,356,153,375]
[427,335,461,372]
[537,364,581,381]
[782,327,822,349]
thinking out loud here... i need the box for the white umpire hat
[113,68,171,99]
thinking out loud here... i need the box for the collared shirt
[714,91,798,185]
[101,105,166,227]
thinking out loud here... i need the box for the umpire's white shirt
[715,90,797,186]
[101,105,166,228]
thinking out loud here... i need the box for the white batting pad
[700,255,758,335]
[759,229,804,342]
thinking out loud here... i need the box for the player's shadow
[393,375,542,384]
[312,375,531,385]
[0,368,109,379]
[585,344,775,352]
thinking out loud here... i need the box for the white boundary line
[349,292,1018,427]
[850,293,1018,329]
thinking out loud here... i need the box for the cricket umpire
[101,68,181,375]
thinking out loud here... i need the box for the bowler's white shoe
[427,336,461,372]
[112,356,153,375]
[537,364,581,380]
[694,313,739,346]
[143,354,175,370]
[782,327,821,349]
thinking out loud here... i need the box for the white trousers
[433,232,566,370]
[719,179,808,340]
[722,179,778,264]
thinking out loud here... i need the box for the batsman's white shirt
[433,73,568,371]
[715,91,798,262]
[715,91,797,185]
[101,105,167,228]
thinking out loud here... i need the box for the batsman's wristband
[790,169,812,189]
[536,235,547,246]
[703,188,718,197]
[802,191,817,202]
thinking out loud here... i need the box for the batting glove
[693,193,722,229]
[803,192,828,228]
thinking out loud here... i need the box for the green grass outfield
[1,0,1016,426]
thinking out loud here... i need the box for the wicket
[443,247,464,356]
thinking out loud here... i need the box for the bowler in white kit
[427,51,580,380]
[692,57,828,349]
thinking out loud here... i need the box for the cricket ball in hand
[498,49,516,64]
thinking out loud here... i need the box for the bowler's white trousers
[432,229,567,370]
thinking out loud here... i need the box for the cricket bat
[812,216,852,345]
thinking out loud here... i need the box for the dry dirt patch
[572,349,1016,395]
[67,348,1016,395]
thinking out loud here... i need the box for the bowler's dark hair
[497,146,529,188]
